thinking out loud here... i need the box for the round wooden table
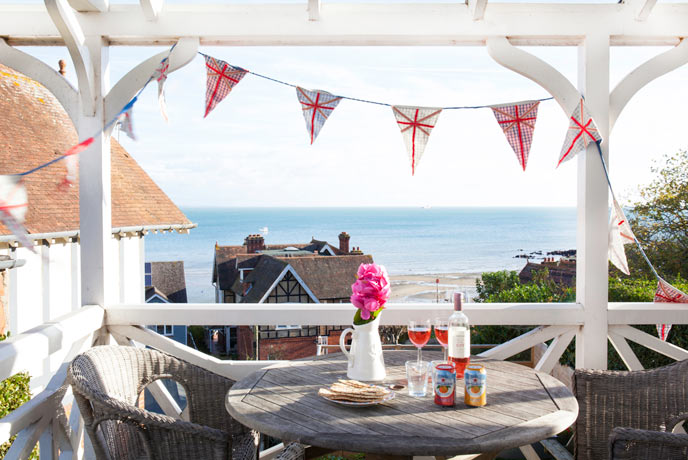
[226,350,578,459]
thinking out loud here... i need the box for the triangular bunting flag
[608,199,636,275]
[654,278,688,341]
[558,98,601,167]
[118,107,136,141]
[59,137,94,190]
[0,176,33,252]
[204,56,248,118]
[153,58,170,122]
[296,87,342,144]
[491,101,540,171]
[392,106,442,175]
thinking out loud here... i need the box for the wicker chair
[68,345,305,460]
[573,359,688,460]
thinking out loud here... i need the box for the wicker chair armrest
[274,442,306,460]
[665,412,688,433]
[609,427,688,460]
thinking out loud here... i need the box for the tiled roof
[0,64,190,235]
[148,261,188,303]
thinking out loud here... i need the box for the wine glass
[434,318,449,362]
[408,319,431,365]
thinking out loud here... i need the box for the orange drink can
[464,364,486,407]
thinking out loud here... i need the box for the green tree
[626,149,688,279]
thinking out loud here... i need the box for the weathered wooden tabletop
[225,350,578,457]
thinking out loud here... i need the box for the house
[212,233,373,359]
[519,257,577,287]
[0,63,193,340]
[145,261,190,346]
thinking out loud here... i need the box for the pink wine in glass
[435,326,449,346]
[408,328,431,347]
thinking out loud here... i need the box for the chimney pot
[338,231,350,254]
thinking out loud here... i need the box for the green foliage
[0,334,37,459]
[626,150,688,279]
[475,268,574,304]
[353,307,382,326]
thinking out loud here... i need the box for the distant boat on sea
[422,205,432,209]
[259,226,269,235]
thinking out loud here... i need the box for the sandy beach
[389,273,481,303]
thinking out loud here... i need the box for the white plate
[320,388,395,407]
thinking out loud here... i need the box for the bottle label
[449,326,469,358]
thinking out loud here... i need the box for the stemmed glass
[434,318,449,362]
[408,319,431,365]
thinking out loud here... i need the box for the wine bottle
[448,292,470,378]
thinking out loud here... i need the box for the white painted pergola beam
[626,0,658,21]
[140,0,163,21]
[2,4,688,46]
[67,0,108,13]
[308,0,321,21]
[467,0,487,21]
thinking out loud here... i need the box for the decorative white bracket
[140,0,164,21]
[626,0,658,21]
[0,38,79,125]
[486,36,579,115]
[308,0,321,21]
[45,0,95,116]
[104,36,199,125]
[467,0,487,21]
[66,0,109,12]
[610,38,688,130]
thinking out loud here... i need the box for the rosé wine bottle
[448,292,470,378]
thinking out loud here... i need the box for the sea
[145,207,577,303]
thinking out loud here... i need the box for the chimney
[244,234,266,254]
[338,232,350,254]
[58,60,67,77]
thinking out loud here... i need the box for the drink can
[464,364,486,407]
[433,363,456,406]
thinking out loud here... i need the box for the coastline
[389,272,481,303]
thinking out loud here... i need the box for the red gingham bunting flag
[654,278,688,341]
[392,106,442,176]
[608,198,636,275]
[59,137,94,190]
[118,107,136,141]
[490,101,540,171]
[204,56,248,118]
[0,175,33,252]
[296,87,342,144]
[153,58,170,122]
[558,98,601,167]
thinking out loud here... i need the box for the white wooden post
[79,36,113,307]
[575,33,610,370]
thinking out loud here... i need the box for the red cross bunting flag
[0,175,33,252]
[392,106,442,176]
[558,98,601,167]
[60,137,94,190]
[608,198,636,275]
[153,58,170,122]
[204,56,248,118]
[491,101,540,171]
[296,87,342,145]
[118,108,136,141]
[654,278,688,341]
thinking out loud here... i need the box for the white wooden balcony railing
[1,301,686,460]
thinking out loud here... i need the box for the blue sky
[18,41,688,208]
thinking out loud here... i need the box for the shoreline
[389,272,482,303]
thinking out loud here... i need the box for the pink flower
[350,263,390,321]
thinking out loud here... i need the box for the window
[145,262,152,286]
[275,325,300,330]
[149,325,173,336]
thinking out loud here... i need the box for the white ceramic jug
[339,316,386,381]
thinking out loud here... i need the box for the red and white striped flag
[0,175,33,252]
[654,278,688,341]
[392,106,442,176]
[491,101,539,171]
[608,198,636,275]
[204,56,248,118]
[558,98,601,167]
[296,87,342,144]
[153,58,170,122]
